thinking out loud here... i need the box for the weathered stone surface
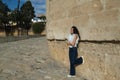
[68,5,81,17]
[47,0,120,40]
[47,18,73,40]
[46,0,120,80]
[48,0,75,20]
[80,0,103,14]
[92,9,119,27]
[105,55,120,80]
[105,0,120,9]
[48,41,69,65]
[73,15,90,27]
[48,41,120,80]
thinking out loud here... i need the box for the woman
[67,26,84,77]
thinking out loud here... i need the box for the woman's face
[70,28,73,34]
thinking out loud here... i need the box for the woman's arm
[67,34,77,46]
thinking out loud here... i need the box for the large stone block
[82,26,120,40]
[89,9,120,40]
[48,0,75,20]
[80,0,103,14]
[77,43,120,80]
[73,15,90,27]
[105,55,120,80]
[47,1,120,41]
[46,0,120,80]
[76,43,105,80]
[59,0,75,9]
[47,18,73,40]
[105,0,120,9]
[48,41,120,80]
[48,41,69,66]
[92,9,120,27]
[68,6,81,17]
[75,0,92,5]
[73,15,91,39]
[69,0,103,17]
[72,9,120,40]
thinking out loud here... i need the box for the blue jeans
[69,47,83,75]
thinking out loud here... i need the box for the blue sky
[2,0,46,16]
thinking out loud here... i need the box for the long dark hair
[72,26,80,41]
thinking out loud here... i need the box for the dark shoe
[81,56,84,64]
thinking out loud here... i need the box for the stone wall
[46,0,120,80]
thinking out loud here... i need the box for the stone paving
[0,37,86,80]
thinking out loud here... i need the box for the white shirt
[68,34,79,48]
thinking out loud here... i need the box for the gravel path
[0,37,85,80]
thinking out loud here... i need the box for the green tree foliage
[0,0,10,25]
[20,0,35,31]
[32,22,45,34]
[9,9,18,23]
[39,16,46,21]
[0,0,35,36]
[38,16,46,24]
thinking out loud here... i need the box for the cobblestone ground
[0,37,85,80]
